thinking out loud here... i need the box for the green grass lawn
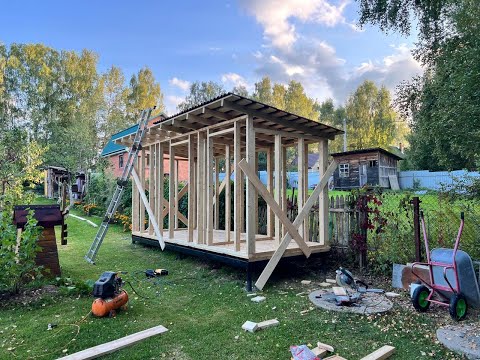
[0,197,463,359]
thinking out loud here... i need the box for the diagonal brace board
[254,160,338,290]
[132,168,165,250]
[162,198,188,226]
[238,159,311,258]
[212,166,233,206]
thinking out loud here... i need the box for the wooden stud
[238,160,310,256]
[303,143,309,241]
[274,135,282,245]
[282,145,287,237]
[266,147,274,238]
[225,145,231,242]
[233,120,242,251]
[245,115,256,256]
[255,161,338,290]
[297,138,305,238]
[253,151,258,234]
[206,130,214,245]
[158,143,165,235]
[132,159,139,232]
[197,132,205,244]
[214,157,220,230]
[174,160,179,229]
[359,345,395,360]
[168,143,175,239]
[188,134,195,242]
[140,148,146,232]
[319,139,329,246]
[149,145,154,236]
[131,168,165,250]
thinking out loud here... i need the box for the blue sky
[0,0,422,114]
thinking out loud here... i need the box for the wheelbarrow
[411,212,480,320]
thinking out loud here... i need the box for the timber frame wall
[116,93,343,289]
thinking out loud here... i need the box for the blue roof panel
[101,124,138,157]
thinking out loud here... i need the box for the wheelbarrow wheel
[412,285,431,312]
[449,293,468,321]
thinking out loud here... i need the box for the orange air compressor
[91,271,128,317]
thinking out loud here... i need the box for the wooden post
[297,138,305,239]
[197,132,206,244]
[274,135,282,245]
[188,134,195,242]
[282,146,287,236]
[140,148,146,232]
[168,143,175,239]
[225,145,231,242]
[157,143,164,235]
[318,139,329,245]
[214,157,220,230]
[411,197,422,261]
[246,115,256,256]
[206,131,214,245]
[149,145,154,235]
[254,151,258,234]
[174,160,179,229]
[266,147,274,238]
[132,159,139,232]
[303,143,309,241]
[234,121,242,251]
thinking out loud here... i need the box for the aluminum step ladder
[84,107,154,264]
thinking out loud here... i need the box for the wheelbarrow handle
[461,212,464,220]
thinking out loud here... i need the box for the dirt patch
[0,285,59,307]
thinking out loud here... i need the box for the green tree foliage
[359,0,480,170]
[232,85,249,97]
[126,67,164,121]
[177,81,225,111]
[315,99,346,152]
[345,80,398,150]
[252,76,273,104]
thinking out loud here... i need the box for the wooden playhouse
[115,93,343,289]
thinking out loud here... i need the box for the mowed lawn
[0,197,462,359]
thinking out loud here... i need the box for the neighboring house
[331,148,403,190]
[101,115,189,181]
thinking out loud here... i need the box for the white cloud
[165,95,184,115]
[241,0,350,49]
[221,72,250,89]
[169,77,190,92]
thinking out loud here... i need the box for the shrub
[0,209,43,294]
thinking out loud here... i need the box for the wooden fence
[258,194,360,250]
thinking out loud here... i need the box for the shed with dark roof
[331,147,403,190]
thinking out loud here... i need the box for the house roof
[101,124,138,157]
[331,147,404,161]
[291,153,321,168]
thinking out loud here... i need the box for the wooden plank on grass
[360,345,395,360]
[57,325,168,360]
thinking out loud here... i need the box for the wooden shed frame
[116,93,342,290]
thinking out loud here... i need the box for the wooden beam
[274,135,282,245]
[174,160,179,229]
[57,325,168,360]
[203,107,234,120]
[233,120,242,251]
[303,143,309,241]
[132,160,139,232]
[168,143,175,239]
[224,100,334,139]
[245,116,256,256]
[266,147,274,238]
[225,145,231,242]
[149,145,155,236]
[238,159,310,257]
[206,130,214,245]
[255,160,338,290]
[318,139,329,246]
[360,345,395,360]
[282,145,287,237]
[186,112,215,126]
[157,143,164,235]
[209,127,234,137]
[197,132,206,244]
[297,138,305,238]
[140,148,146,232]
[131,168,165,250]
[188,134,195,242]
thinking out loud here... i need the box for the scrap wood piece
[251,296,266,303]
[301,280,312,285]
[332,287,347,296]
[238,159,311,257]
[324,356,347,360]
[317,342,334,353]
[360,345,395,360]
[57,325,168,360]
[254,160,337,290]
[326,279,337,284]
[257,319,279,330]
[311,346,328,357]
[242,321,258,333]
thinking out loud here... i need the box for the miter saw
[330,267,384,306]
